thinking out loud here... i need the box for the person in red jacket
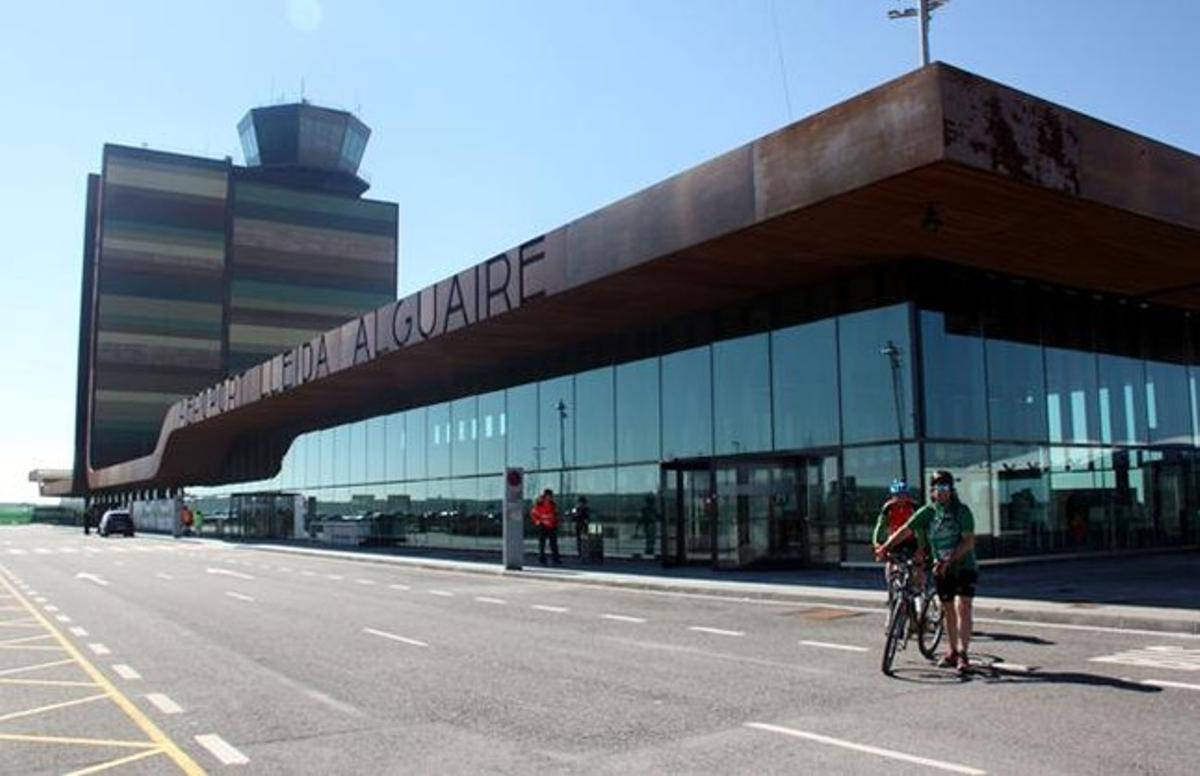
[531,488,562,566]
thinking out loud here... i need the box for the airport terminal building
[76,65,1200,568]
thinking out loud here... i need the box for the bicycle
[881,554,923,675]
[916,568,944,660]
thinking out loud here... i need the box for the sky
[0,0,1197,503]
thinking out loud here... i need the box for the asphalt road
[2,525,1197,775]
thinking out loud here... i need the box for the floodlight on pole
[888,0,951,67]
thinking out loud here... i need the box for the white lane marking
[1090,645,1200,672]
[34,597,46,603]
[88,643,111,656]
[156,572,174,580]
[43,605,58,612]
[1141,678,1200,691]
[746,722,987,775]
[354,579,377,586]
[75,572,109,587]
[280,567,293,573]
[207,567,255,581]
[327,574,344,581]
[55,615,71,623]
[34,548,51,555]
[195,734,250,765]
[226,592,255,603]
[475,596,507,605]
[388,583,410,591]
[601,614,646,624]
[533,605,569,613]
[992,662,1031,673]
[146,693,183,714]
[689,626,745,637]
[363,627,429,648]
[302,571,317,577]
[429,590,454,597]
[113,664,141,680]
[800,640,869,653]
[976,615,1200,641]
[69,627,88,637]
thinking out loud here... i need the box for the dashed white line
[69,627,88,637]
[195,734,250,765]
[55,615,71,623]
[42,605,58,612]
[992,662,1031,673]
[429,590,454,597]
[388,583,410,591]
[226,592,255,603]
[800,640,869,653]
[746,722,986,774]
[156,572,174,581]
[354,579,377,586]
[601,614,646,624]
[302,571,317,577]
[363,627,429,648]
[146,693,183,714]
[532,605,569,613]
[113,664,141,680]
[689,626,745,637]
[88,643,111,656]
[327,574,344,581]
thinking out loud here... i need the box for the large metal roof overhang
[87,63,1200,493]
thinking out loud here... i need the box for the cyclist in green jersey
[875,470,977,673]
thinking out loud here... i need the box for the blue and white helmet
[888,479,909,496]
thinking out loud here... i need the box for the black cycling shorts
[936,567,978,601]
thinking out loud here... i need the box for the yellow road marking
[0,678,101,688]
[0,574,207,775]
[64,746,166,775]
[0,632,54,646]
[0,692,107,723]
[0,732,157,748]
[0,658,75,676]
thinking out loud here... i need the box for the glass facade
[196,274,1200,567]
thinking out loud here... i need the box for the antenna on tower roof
[888,0,952,67]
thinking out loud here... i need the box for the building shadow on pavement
[968,657,1162,693]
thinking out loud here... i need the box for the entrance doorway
[660,455,839,568]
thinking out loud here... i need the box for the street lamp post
[880,340,908,484]
[887,0,951,67]
[555,399,568,496]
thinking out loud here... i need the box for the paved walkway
[195,537,1200,636]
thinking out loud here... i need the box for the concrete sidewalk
[196,536,1200,636]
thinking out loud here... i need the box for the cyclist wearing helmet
[872,479,923,593]
[877,470,977,673]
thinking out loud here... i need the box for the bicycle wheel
[880,595,906,675]
[918,593,945,660]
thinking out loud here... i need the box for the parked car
[98,508,135,538]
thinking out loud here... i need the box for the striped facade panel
[90,147,229,467]
[228,182,396,372]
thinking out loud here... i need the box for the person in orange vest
[531,488,561,566]
[872,479,924,594]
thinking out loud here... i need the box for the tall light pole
[555,399,568,496]
[887,0,951,67]
[880,340,908,484]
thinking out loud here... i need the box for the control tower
[237,102,372,196]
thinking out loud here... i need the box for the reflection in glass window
[772,319,839,451]
[540,376,575,474]
[506,382,539,471]
[366,417,386,483]
[478,390,506,474]
[451,397,478,477]
[991,445,1049,557]
[385,412,405,482]
[986,339,1046,442]
[662,346,712,460]
[320,428,335,486]
[575,367,614,467]
[713,334,771,455]
[839,304,914,444]
[406,408,427,481]
[1045,348,1098,445]
[1145,362,1191,445]
[428,403,451,479]
[616,358,660,464]
[306,432,320,487]
[349,421,366,484]
[841,444,911,562]
[1097,354,1146,445]
[614,465,660,559]
[336,424,352,485]
[921,311,987,440]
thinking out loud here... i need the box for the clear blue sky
[1,1,1196,502]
